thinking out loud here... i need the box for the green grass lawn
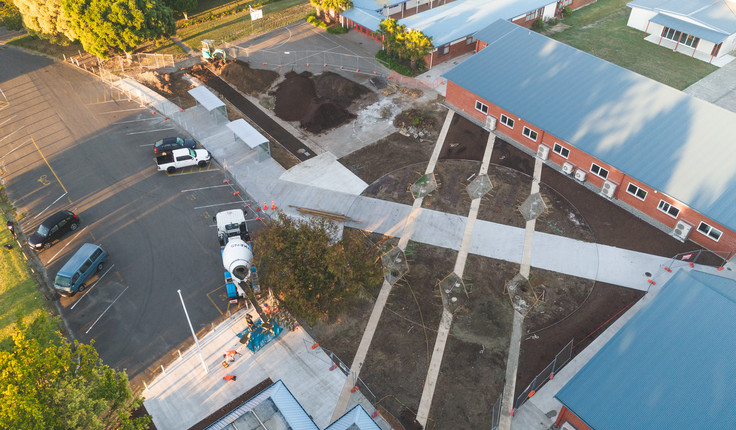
[6,35,86,60]
[550,0,717,89]
[0,210,48,345]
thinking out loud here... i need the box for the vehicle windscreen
[54,275,72,288]
[36,224,49,236]
[189,148,196,157]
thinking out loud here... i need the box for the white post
[177,289,208,373]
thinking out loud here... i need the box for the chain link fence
[137,53,175,69]
[491,392,503,430]
[514,339,574,412]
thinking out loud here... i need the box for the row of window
[473,99,725,243]
[661,27,699,48]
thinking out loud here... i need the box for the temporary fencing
[513,339,574,412]
[491,392,503,430]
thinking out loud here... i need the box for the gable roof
[555,270,736,430]
[341,7,386,32]
[397,0,553,47]
[443,19,736,232]
[325,405,381,430]
[628,0,736,36]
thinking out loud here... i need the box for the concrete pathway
[171,35,196,57]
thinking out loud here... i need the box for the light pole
[177,289,208,373]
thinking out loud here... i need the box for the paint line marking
[71,264,115,310]
[127,128,175,135]
[31,136,69,194]
[181,184,232,193]
[116,118,160,124]
[1,137,31,160]
[33,192,68,219]
[168,168,220,177]
[207,285,225,316]
[193,201,243,210]
[98,107,147,115]
[46,226,86,264]
[0,124,26,145]
[0,114,17,128]
[86,285,129,334]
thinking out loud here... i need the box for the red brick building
[444,20,736,260]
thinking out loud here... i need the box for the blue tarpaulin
[237,318,282,352]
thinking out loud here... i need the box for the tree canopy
[253,212,382,325]
[62,0,175,58]
[162,0,196,17]
[377,18,433,71]
[0,314,149,430]
[0,1,23,31]
[12,0,75,44]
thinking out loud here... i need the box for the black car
[28,210,79,250]
[153,137,196,155]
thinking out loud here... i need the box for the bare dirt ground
[132,62,714,429]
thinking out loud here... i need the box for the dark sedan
[153,137,196,155]
[28,210,79,250]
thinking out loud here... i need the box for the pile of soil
[273,71,371,134]
[215,59,279,96]
[135,70,197,108]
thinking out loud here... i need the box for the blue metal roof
[352,0,401,10]
[555,270,736,430]
[443,19,736,232]
[325,405,381,430]
[398,0,553,47]
[341,7,385,32]
[649,13,729,43]
[628,0,736,35]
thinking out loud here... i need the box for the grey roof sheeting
[555,270,736,429]
[341,7,385,32]
[443,19,736,232]
[649,13,730,43]
[628,0,736,35]
[325,405,381,430]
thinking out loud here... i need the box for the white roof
[188,86,225,111]
[227,119,269,149]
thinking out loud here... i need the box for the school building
[443,19,736,260]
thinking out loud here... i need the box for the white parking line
[139,143,154,147]
[85,285,128,334]
[181,184,232,193]
[70,264,115,310]
[1,137,31,159]
[193,201,243,210]
[127,128,175,135]
[33,192,68,219]
[98,107,148,114]
[0,114,17,127]
[170,169,220,176]
[46,226,86,264]
[116,117,160,124]
[0,124,26,145]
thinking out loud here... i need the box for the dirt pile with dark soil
[136,70,197,108]
[273,70,371,134]
[216,59,279,95]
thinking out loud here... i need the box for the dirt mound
[218,59,279,95]
[301,101,355,134]
[274,71,316,121]
[135,70,197,108]
[313,71,370,107]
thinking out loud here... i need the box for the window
[500,114,514,129]
[466,37,474,45]
[590,163,609,179]
[697,221,722,241]
[475,101,488,114]
[661,27,700,48]
[439,44,450,56]
[526,8,543,21]
[657,200,680,218]
[80,259,93,273]
[522,126,538,141]
[553,143,570,158]
[626,183,647,201]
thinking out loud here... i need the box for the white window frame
[466,37,474,45]
[626,183,647,201]
[522,126,538,142]
[590,163,609,179]
[553,143,570,159]
[657,200,680,219]
[500,114,514,129]
[697,221,722,241]
[475,100,488,114]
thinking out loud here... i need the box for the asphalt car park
[0,48,262,383]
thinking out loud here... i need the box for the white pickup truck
[156,148,211,173]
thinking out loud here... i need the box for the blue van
[54,243,107,296]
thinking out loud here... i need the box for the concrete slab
[279,152,368,195]
[143,308,366,430]
[684,58,736,113]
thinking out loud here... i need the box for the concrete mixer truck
[214,209,259,304]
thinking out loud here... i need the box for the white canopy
[227,119,269,149]
[187,86,225,111]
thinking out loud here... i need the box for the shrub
[306,13,327,29]
[562,6,572,17]
[531,18,545,31]
[376,49,415,76]
[327,25,348,34]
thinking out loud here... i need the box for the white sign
[250,8,263,20]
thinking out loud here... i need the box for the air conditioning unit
[600,180,617,199]
[574,169,587,182]
[560,423,578,430]
[485,115,497,130]
[537,144,550,160]
[561,162,575,175]
[672,220,692,241]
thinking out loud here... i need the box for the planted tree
[406,29,432,71]
[378,18,402,56]
[0,1,22,30]
[62,0,175,58]
[12,0,76,44]
[0,314,149,429]
[253,212,382,325]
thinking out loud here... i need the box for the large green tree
[12,0,75,44]
[62,0,175,58]
[405,29,433,71]
[253,212,382,324]
[162,0,196,18]
[0,1,22,30]
[0,315,149,429]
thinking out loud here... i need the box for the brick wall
[445,81,736,259]
[424,38,476,68]
[554,406,593,429]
